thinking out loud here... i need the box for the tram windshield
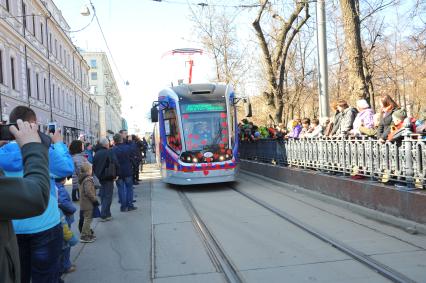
[180,102,229,152]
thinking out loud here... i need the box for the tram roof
[170,84,229,101]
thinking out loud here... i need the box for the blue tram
[152,83,239,185]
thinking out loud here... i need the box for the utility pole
[316,0,330,118]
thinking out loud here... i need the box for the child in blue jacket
[56,177,77,274]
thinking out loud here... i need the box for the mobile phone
[0,124,17,141]
[48,122,57,134]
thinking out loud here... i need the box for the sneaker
[80,236,95,243]
[90,234,97,240]
[65,265,76,274]
[128,206,138,212]
[100,216,113,222]
[120,207,128,212]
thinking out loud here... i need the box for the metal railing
[239,137,426,189]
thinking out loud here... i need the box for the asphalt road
[64,164,426,283]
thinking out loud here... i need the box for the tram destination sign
[182,103,225,113]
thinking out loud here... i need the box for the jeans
[71,188,79,201]
[60,247,71,274]
[100,180,114,218]
[17,224,63,283]
[116,176,133,210]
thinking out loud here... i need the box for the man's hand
[9,119,41,147]
[50,128,63,143]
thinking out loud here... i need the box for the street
[65,165,426,283]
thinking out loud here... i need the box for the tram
[151,83,243,185]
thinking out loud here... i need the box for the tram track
[178,190,244,283]
[227,184,417,283]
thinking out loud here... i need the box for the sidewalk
[64,177,152,283]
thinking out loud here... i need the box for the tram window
[163,108,182,153]
[230,104,235,147]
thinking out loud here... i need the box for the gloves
[92,200,100,207]
[69,235,78,247]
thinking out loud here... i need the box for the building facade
[0,0,100,144]
[83,51,122,138]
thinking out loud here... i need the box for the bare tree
[252,0,310,123]
[189,4,249,89]
[339,0,370,101]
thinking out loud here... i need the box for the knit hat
[356,99,369,109]
[392,109,407,121]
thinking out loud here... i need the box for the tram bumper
[163,165,239,185]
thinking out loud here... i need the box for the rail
[239,137,426,188]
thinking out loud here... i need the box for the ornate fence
[239,137,426,188]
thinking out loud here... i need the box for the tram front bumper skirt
[163,166,239,185]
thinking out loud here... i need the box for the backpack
[102,151,117,180]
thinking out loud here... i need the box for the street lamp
[80,5,91,17]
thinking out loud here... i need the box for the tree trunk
[340,0,369,101]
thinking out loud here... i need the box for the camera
[48,122,57,134]
[0,123,17,140]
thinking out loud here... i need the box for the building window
[55,39,57,57]
[10,57,16,90]
[0,50,3,85]
[44,78,48,104]
[5,0,9,12]
[26,68,31,97]
[58,87,61,109]
[22,4,26,29]
[36,73,39,100]
[59,45,62,62]
[90,59,97,68]
[32,14,35,35]
[52,83,55,107]
[40,23,44,44]
[49,33,52,51]
[91,72,97,80]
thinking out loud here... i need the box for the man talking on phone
[0,119,50,283]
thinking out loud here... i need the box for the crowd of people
[239,94,426,144]
[0,105,148,283]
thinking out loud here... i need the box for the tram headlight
[192,158,198,163]
[219,156,225,161]
[186,156,191,162]
[225,154,229,159]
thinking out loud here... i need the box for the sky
[55,0,224,134]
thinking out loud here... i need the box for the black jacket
[0,143,50,283]
[93,147,120,181]
[377,109,397,140]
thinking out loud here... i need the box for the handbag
[103,151,117,180]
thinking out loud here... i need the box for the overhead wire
[89,0,126,84]
[151,0,261,8]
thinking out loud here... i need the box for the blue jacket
[112,143,133,178]
[84,149,94,164]
[56,182,76,226]
[0,142,74,234]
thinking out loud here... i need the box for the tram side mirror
[244,98,252,118]
[151,106,159,123]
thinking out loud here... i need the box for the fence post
[404,136,414,187]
